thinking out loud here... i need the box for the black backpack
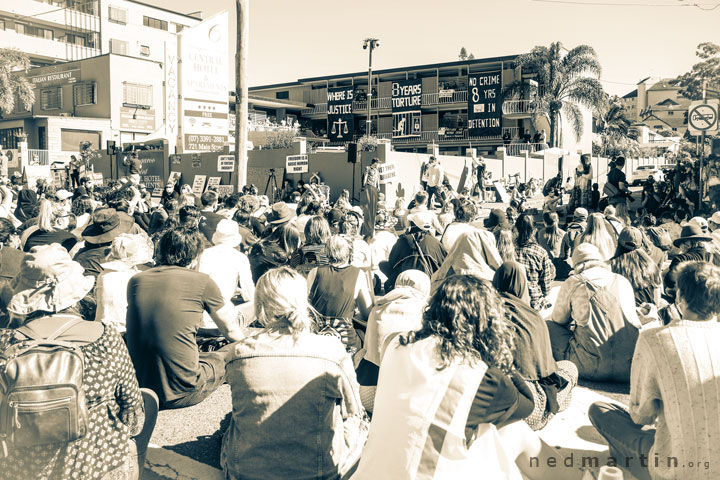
[1,317,89,454]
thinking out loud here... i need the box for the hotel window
[123,82,153,108]
[41,87,63,110]
[109,38,128,55]
[108,6,127,25]
[140,45,150,57]
[143,16,167,31]
[0,128,23,150]
[73,82,97,106]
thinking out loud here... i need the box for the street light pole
[363,38,379,137]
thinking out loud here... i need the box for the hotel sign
[468,72,503,138]
[180,12,229,152]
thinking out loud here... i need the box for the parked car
[632,165,664,185]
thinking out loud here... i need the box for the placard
[192,175,207,194]
[392,79,422,138]
[205,176,221,191]
[168,171,182,186]
[468,72,503,138]
[286,154,309,174]
[170,154,182,165]
[493,181,510,203]
[217,154,235,172]
[327,87,354,142]
[215,184,234,197]
[378,162,397,184]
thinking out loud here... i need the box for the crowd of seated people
[0,159,719,480]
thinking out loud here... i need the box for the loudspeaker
[106,140,116,155]
[347,142,358,164]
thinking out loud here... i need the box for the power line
[530,0,720,8]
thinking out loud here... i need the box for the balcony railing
[303,90,470,116]
[504,143,545,156]
[374,127,520,144]
[28,149,50,166]
[502,99,534,116]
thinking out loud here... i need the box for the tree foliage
[0,49,34,115]
[673,42,720,100]
[265,129,297,150]
[458,47,475,61]
[595,96,636,157]
[503,42,606,148]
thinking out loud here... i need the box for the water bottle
[598,465,624,479]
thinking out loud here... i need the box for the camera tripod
[265,169,280,203]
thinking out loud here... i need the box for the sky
[146,0,718,97]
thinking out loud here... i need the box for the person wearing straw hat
[95,233,154,333]
[550,243,641,381]
[663,223,713,299]
[0,244,150,479]
[262,201,296,237]
[197,219,255,333]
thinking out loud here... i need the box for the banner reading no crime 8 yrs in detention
[468,73,502,138]
[327,87,354,142]
[392,79,422,138]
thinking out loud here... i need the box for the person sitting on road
[609,227,662,309]
[589,261,720,480]
[222,267,368,480]
[515,214,556,311]
[126,227,245,409]
[440,199,478,251]
[559,207,588,264]
[549,243,641,382]
[574,212,617,261]
[353,274,579,480]
[538,211,569,279]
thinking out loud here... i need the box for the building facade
[248,56,593,156]
[0,0,200,67]
[621,77,690,135]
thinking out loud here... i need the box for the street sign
[688,100,719,135]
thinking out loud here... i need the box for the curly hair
[399,275,515,373]
[156,227,205,267]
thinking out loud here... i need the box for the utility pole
[363,38,379,137]
[699,79,707,212]
[234,0,249,189]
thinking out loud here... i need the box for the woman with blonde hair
[496,228,517,263]
[575,212,617,261]
[22,198,77,252]
[222,267,368,480]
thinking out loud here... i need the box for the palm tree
[0,48,34,115]
[504,42,606,148]
[596,96,631,140]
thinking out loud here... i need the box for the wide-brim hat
[8,244,95,315]
[673,224,712,247]
[268,202,295,225]
[82,208,133,244]
[212,219,243,247]
[101,233,154,271]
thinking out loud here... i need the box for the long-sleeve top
[629,319,720,479]
[516,241,555,309]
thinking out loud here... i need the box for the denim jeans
[588,402,655,480]
[161,347,230,409]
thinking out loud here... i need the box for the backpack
[396,233,441,278]
[0,317,89,454]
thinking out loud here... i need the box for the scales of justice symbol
[331,118,349,138]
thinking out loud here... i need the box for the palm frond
[562,102,584,142]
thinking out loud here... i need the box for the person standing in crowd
[606,156,632,206]
[0,149,8,178]
[515,214,555,310]
[123,152,142,184]
[425,156,444,208]
[589,261,720,480]
[0,244,148,479]
[492,262,578,431]
[549,243,641,381]
[354,274,578,480]
[361,157,380,239]
[571,154,593,210]
[126,227,244,409]
[68,154,81,189]
[222,267,368,480]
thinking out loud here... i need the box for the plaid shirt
[517,240,556,310]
